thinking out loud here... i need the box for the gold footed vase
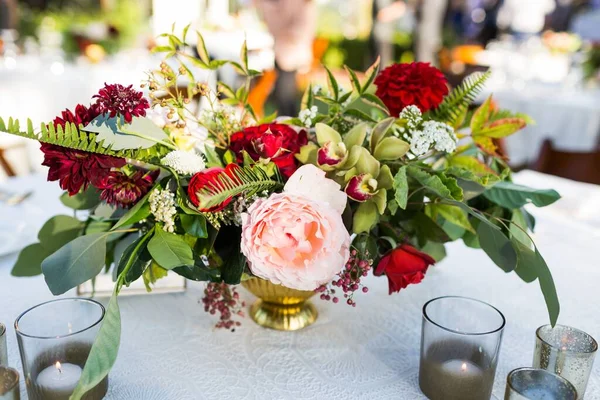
[241,278,318,331]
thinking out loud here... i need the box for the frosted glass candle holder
[533,325,597,399]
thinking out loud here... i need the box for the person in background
[254,0,316,117]
[415,0,449,63]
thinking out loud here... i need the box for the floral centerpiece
[2,28,560,400]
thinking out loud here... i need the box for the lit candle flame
[55,361,62,374]
[461,362,468,372]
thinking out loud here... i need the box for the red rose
[374,62,449,117]
[188,164,241,212]
[229,123,307,179]
[374,244,436,294]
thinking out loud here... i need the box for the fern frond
[0,117,170,164]
[431,70,491,126]
[195,164,283,210]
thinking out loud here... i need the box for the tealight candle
[505,368,577,400]
[37,361,82,400]
[419,297,505,400]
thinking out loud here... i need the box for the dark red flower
[374,62,449,117]
[52,103,101,128]
[41,143,126,195]
[188,164,240,212]
[100,169,158,208]
[229,123,307,179]
[93,83,150,123]
[374,244,435,294]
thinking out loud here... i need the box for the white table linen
[0,171,599,399]
[479,81,600,166]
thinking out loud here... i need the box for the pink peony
[241,192,351,291]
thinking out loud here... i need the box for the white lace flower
[298,106,318,128]
[149,189,177,233]
[161,150,206,175]
[399,105,423,131]
[424,121,457,154]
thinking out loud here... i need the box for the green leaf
[429,204,474,233]
[369,117,395,153]
[477,222,517,272]
[407,167,463,200]
[315,123,342,145]
[111,189,153,231]
[203,145,224,168]
[220,243,246,285]
[448,155,495,176]
[343,123,368,149]
[421,241,447,262]
[323,65,339,101]
[83,115,170,150]
[85,220,114,235]
[70,288,120,400]
[38,215,84,253]
[143,263,170,291]
[470,96,493,133]
[413,213,451,244]
[343,108,376,123]
[373,137,409,161]
[510,209,533,247]
[483,182,561,209]
[180,214,208,238]
[11,243,51,277]
[393,166,408,210]
[116,233,153,285]
[147,229,194,270]
[60,187,101,210]
[195,31,211,64]
[353,201,379,234]
[360,93,389,114]
[442,200,501,231]
[352,233,378,259]
[362,56,380,92]
[240,40,249,72]
[533,248,560,326]
[475,118,527,138]
[42,233,108,295]
[432,70,491,126]
[345,65,361,93]
[511,238,538,283]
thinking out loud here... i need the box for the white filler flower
[161,150,206,175]
[149,189,177,233]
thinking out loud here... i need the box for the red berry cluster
[201,282,245,331]
[316,249,372,307]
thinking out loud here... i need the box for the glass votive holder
[533,325,597,399]
[0,366,19,400]
[0,324,7,366]
[505,368,577,399]
[15,298,108,400]
[419,296,506,400]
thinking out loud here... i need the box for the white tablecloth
[479,82,600,166]
[1,171,599,399]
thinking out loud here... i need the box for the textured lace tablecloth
[1,171,599,400]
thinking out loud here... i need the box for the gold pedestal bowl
[241,278,318,331]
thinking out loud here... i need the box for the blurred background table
[1,170,599,399]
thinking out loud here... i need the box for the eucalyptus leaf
[70,288,120,400]
[11,243,51,277]
[483,182,560,209]
[533,248,560,326]
[38,215,84,253]
[477,222,517,273]
[147,229,194,269]
[117,233,153,285]
[83,115,170,150]
[60,187,101,210]
[42,233,108,295]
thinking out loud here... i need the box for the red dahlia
[100,169,159,208]
[374,62,449,117]
[93,83,150,123]
[41,144,126,195]
[229,123,307,179]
